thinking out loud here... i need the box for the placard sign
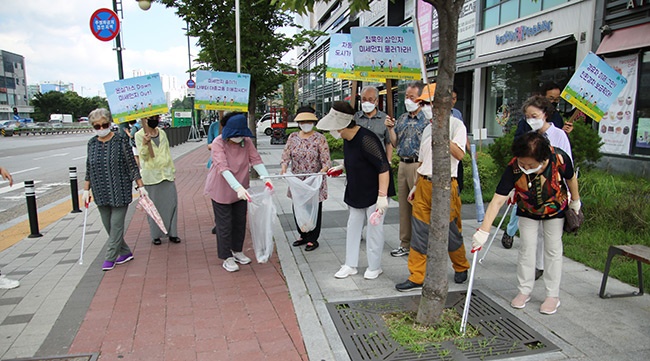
[350,27,422,81]
[326,34,385,83]
[600,54,638,154]
[560,52,627,122]
[104,73,168,123]
[194,70,250,112]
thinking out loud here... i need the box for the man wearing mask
[353,86,393,157]
[515,82,567,138]
[385,81,426,257]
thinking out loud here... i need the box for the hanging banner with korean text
[326,34,385,83]
[104,73,168,124]
[194,70,251,112]
[350,27,422,81]
[560,52,627,122]
[599,54,638,154]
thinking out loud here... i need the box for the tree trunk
[417,0,464,327]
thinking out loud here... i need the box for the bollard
[24,180,43,238]
[69,167,82,213]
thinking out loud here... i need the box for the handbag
[564,208,584,233]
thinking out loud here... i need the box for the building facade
[0,50,32,121]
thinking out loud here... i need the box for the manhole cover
[327,290,560,360]
[2,354,98,361]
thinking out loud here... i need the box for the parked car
[257,113,298,136]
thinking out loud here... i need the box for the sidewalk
[0,137,648,361]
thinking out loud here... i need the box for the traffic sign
[90,8,120,42]
[186,79,196,88]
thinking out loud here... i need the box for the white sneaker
[222,257,240,272]
[364,268,383,280]
[232,251,251,265]
[0,275,20,289]
[334,265,358,279]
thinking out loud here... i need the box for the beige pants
[517,217,564,297]
[397,161,419,248]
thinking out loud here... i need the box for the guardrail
[2,126,93,137]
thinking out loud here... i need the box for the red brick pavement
[69,146,307,361]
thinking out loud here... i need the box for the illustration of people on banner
[104,73,168,123]
[194,70,251,112]
[326,34,385,83]
[350,27,421,81]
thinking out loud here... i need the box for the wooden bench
[599,244,650,298]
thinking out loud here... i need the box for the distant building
[39,81,74,94]
[0,49,32,121]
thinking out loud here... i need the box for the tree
[30,91,108,122]
[160,0,323,132]
[172,97,193,109]
[274,0,464,326]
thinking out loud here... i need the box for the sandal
[292,239,308,247]
[305,242,319,251]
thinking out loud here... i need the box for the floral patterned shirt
[280,131,331,201]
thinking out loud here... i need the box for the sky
[0,0,297,99]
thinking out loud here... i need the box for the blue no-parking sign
[90,8,120,42]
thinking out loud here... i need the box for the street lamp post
[112,0,124,79]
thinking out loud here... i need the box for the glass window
[500,0,520,24]
[485,0,500,7]
[542,0,567,10]
[483,7,500,29]
[633,51,650,156]
[520,0,541,18]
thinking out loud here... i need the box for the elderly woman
[472,131,581,315]
[135,114,180,245]
[280,106,331,251]
[205,112,273,272]
[83,108,145,271]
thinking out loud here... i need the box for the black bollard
[24,180,43,238]
[69,167,82,213]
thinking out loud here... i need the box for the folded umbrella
[138,194,168,234]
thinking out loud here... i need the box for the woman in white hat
[318,101,395,280]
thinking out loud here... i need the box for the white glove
[82,190,91,205]
[375,195,388,214]
[327,164,344,177]
[569,198,581,213]
[507,189,516,205]
[265,181,274,192]
[236,186,251,202]
[471,229,490,252]
[138,187,148,198]
[407,186,416,204]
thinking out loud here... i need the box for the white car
[256,113,298,136]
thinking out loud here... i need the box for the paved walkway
[0,136,648,361]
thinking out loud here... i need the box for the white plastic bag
[247,186,276,263]
[285,174,322,233]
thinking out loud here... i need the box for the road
[0,133,91,225]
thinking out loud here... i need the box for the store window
[633,51,650,156]
[482,0,570,30]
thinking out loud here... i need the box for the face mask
[330,130,341,139]
[526,117,545,131]
[147,118,159,128]
[95,128,111,138]
[421,104,433,120]
[518,163,543,175]
[230,137,244,143]
[299,123,314,133]
[404,98,419,112]
[361,102,376,113]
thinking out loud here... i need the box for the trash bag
[247,186,276,263]
[285,174,322,233]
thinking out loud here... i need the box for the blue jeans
[506,206,519,237]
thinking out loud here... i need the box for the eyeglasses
[93,123,111,130]
[547,96,562,102]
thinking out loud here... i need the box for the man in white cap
[318,101,395,280]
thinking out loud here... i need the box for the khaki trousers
[397,161,420,248]
[517,217,564,297]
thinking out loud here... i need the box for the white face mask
[518,163,543,175]
[95,128,111,138]
[230,137,244,143]
[299,123,314,133]
[330,130,341,139]
[361,102,376,113]
[404,98,419,112]
[421,104,433,120]
[526,118,545,131]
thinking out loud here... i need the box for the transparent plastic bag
[247,186,276,263]
[285,174,322,233]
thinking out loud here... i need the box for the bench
[599,244,650,298]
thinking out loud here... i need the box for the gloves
[265,181,274,191]
[375,195,388,214]
[569,198,581,213]
[471,229,490,253]
[407,186,416,204]
[82,190,91,206]
[236,186,251,202]
[507,189,516,205]
[138,187,148,198]
[327,164,344,177]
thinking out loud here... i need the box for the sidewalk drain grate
[327,290,560,360]
[3,353,98,361]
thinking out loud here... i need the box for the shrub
[460,150,499,204]
[568,120,603,171]
[487,126,516,175]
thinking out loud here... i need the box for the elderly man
[385,81,427,258]
[353,86,393,157]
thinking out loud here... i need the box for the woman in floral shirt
[280,107,331,251]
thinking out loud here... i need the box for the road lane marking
[0,180,42,195]
[72,155,87,160]
[33,153,69,161]
[10,167,40,175]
